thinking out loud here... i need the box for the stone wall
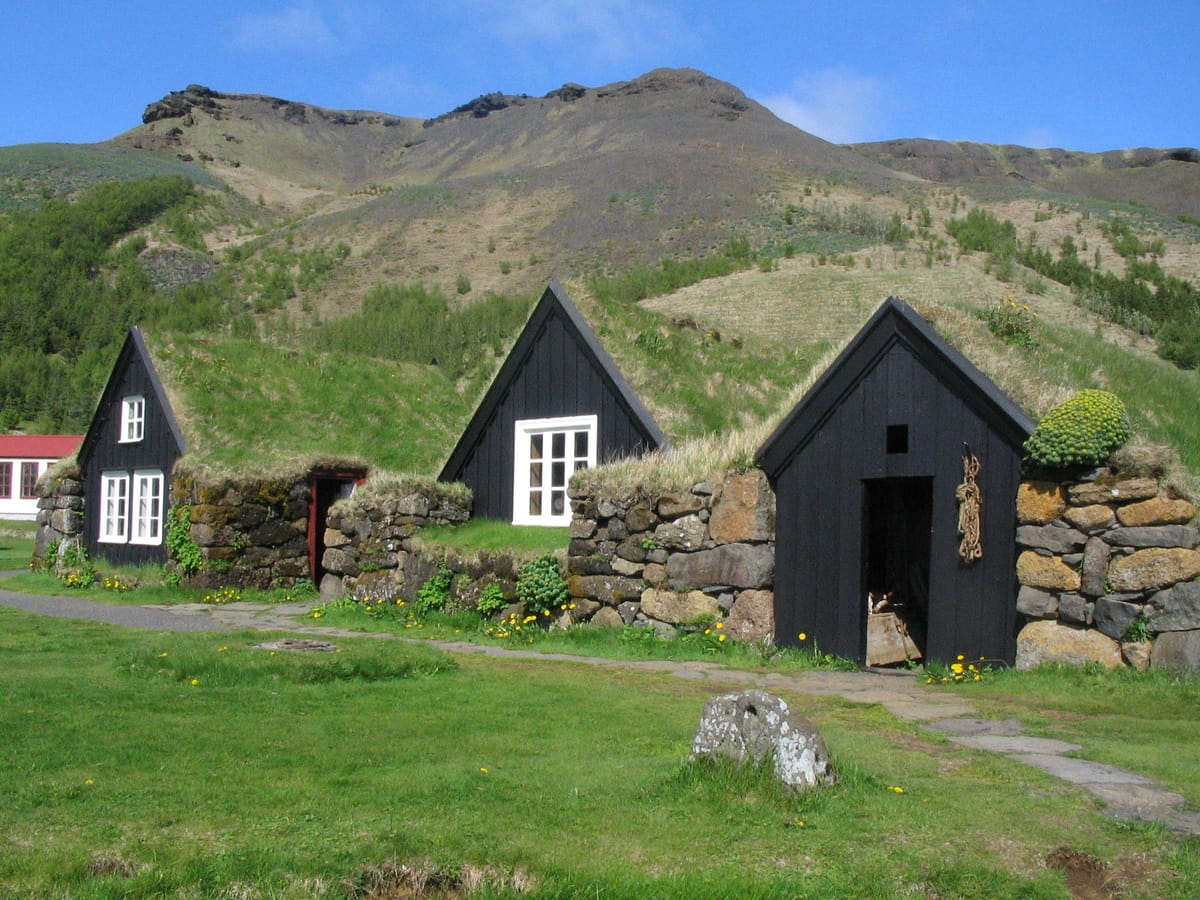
[565,470,776,642]
[173,474,317,589]
[33,463,85,562]
[1015,470,1200,670]
[318,492,474,602]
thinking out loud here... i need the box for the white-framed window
[100,473,130,543]
[131,470,164,545]
[513,415,597,526]
[119,395,145,443]
[99,469,165,546]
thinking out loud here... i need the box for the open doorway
[862,478,932,665]
[308,469,364,585]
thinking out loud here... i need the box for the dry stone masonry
[1014,469,1199,670]
[566,470,776,641]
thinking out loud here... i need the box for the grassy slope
[1,606,1195,897]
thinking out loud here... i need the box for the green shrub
[166,505,203,578]
[515,553,567,616]
[415,566,453,615]
[1024,389,1133,468]
[475,582,507,618]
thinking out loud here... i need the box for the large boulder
[690,690,836,792]
[1147,582,1200,632]
[667,543,774,589]
[640,588,720,625]
[727,589,775,644]
[1017,481,1067,524]
[708,470,775,544]
[1016,551,1081,591]
[1116,497,1196,527]
[1108,548,1200,592]
[1016,620,1122,670]
[1150,630,1200,670]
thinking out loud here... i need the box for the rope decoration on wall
[955,447,983,563]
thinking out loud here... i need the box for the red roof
[0,434,83,460]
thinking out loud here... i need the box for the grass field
[1,605,1198,898]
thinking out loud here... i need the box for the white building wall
[0,457,54,521]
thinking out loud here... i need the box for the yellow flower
[704,629,712,635]
[190,678,199,686]
[218,646,228,652]
[715,622,724,630]
[956,654,965,661]
[890,786,905,794]
[85,778,95,786]
[798,632,807,641]
[480,767,488,775]
[718,635,726,643]
[950,663,964,674]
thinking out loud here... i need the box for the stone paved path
[2,585,1197,835]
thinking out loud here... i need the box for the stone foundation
[1015,469,1199,670]
[566,470,776,642]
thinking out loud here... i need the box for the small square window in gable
[886,424,909,455]
[119,396,145,443]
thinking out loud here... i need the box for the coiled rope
[956,452,983,562]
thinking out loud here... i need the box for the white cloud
[757,67,890,144]
[460,0,686,63]
[228,3,334,52]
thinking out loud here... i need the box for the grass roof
[142,332,472,482]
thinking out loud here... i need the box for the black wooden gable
[756,298,1036,666]
[78,326,186,565]
[440,280,667,520]
[757,298,1034,478]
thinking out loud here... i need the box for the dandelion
[715,622,724,630]
[890,786,905,794]
[85,778,95,786]
[218,646,228,653]
[798,632,807,641]
[718,635,726,643]
[190,678,199,686]
[480,767,489,775]
[157,652,168,658]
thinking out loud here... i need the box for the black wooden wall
[79,331,184,566]
[759,299,1033,665]
[441,282,665,521]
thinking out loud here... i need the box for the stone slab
[924,717,1025,737]
[1007,753,1156,786]
[947,735,1083,755]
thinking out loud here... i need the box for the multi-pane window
[0,462,10,498]
[513,416,597,526]
[120,396,145,443]
[20,462,39,498]
[100,473,130,543]
[99,469,165,546]
[131,471,164,545]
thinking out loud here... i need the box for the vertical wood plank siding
[441,282,665,521]
[80,337,183,566]
[758,299,1033,666]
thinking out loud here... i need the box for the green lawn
[0,520,37,570]
[1,607,1196,898]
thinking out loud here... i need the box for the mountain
[853,139,1200,219]
[1,68,1198,485]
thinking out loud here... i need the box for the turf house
[755,298,1037,665]
[440,280,667,525]
[42,325,473,588]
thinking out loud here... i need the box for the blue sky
[3,1,1197,152]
